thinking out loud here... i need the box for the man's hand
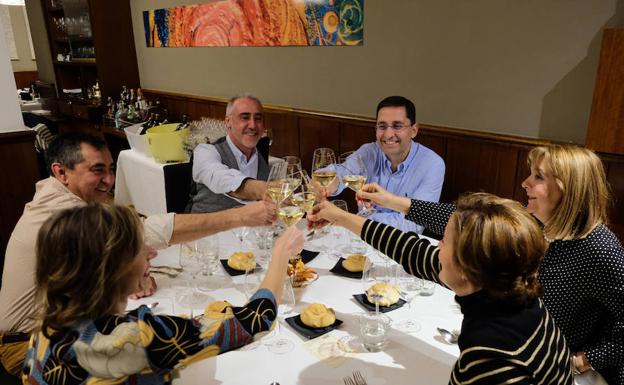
[128,275,157,300]
[239,199,277,226]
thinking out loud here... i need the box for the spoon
[437,327,459,344]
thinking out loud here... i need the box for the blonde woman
[356,144,624,385]
[24,204,303,385]
[309,193,572,384]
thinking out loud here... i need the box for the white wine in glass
[311,148,337,188]
[291,192,316,212]
[278,205,305,227]
[342,174,366,191]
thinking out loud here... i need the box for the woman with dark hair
[309,192,572,384]
[355,144,624,385]
[24,203,302,385]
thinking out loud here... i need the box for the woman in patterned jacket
[23,203,303,385]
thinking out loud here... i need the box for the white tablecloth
[115,149,284,216]
[115,149,173,215]
[128,228,462,385]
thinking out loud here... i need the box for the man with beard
[328,96,445,233]
[188,93,271,213]
[0,132,275,377]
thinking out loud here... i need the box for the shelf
[54,60,96,67]
[54,36,93,43]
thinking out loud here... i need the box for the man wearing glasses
[331,95,445,233]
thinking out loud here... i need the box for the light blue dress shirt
[334,141,445,233]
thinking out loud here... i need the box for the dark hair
[452,193,545,306]
[376,96,416,125]
[45,132,107,170]
[35,204,143,338]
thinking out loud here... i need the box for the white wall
[130,0,624,144]
[0,6,26,133]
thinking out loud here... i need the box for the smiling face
[226,97,265,158]
[123,243,157,296]
[521,158,563,224]
[54,144,115,203]
[375,106,418,166]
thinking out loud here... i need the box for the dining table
[127,225,462,385]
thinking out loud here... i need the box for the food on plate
[366,282,401,306]
[227,251,256,271]
[342,254,367,272]
[287,260,317,287]
[300,303,336,328]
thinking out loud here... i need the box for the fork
[343,376,355,385]
[352,370,368,385]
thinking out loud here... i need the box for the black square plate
[285,314,343,339]
[352,293,406,313]
[329,258,364,279]
[299,249,320,264]
[219,260,261,276]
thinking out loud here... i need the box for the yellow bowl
[146,123,189,163]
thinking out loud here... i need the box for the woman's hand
[272,226,304,263]
[128,275,157,300]
[572,352,593,374]
[357,182,411,214]
[307,201,348,229]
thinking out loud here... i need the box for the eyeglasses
[375,123,410,132]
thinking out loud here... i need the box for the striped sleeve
[361,219,443,285]
[450,301,573,385]
[406,199,455,237]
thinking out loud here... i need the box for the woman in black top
[357,144,624,385]
[310,192,572,385]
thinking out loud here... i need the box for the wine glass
[244,268,267,300]
[267,277,296,354]
[394,266,423,333]
[278,199,305,265]
[339,151,375,216]
[362,263,388,315]
[232,227,249,251]
[195,235,222,292]
[326,199,348,259]
[311,148,337,192]
[178,242,208,315]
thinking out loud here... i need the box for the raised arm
[308,201,442,284]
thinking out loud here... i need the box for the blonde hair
[527,145,610,240]
[35,204,143,338]
[452,193,545,306]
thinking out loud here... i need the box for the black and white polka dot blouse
[406,199,624,385]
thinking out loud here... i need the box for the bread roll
[366,282,401,306]
[300,303,336,328]
[227,251,256,271]
[342,254,367,272]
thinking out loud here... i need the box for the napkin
[299,249,320,264]
[330,258,364,279]
[220,260,262,276]
[352,294,406,313]
[285,314,343,339]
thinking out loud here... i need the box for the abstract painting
[143,0,363,47]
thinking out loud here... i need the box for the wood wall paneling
[298,117,340,172]
[586,29,624,155]
[0,131,40,244]
[339,122,375,155]
[265,111,298,157]
[14,71,38,89]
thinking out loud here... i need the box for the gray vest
[187,137,270,213]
